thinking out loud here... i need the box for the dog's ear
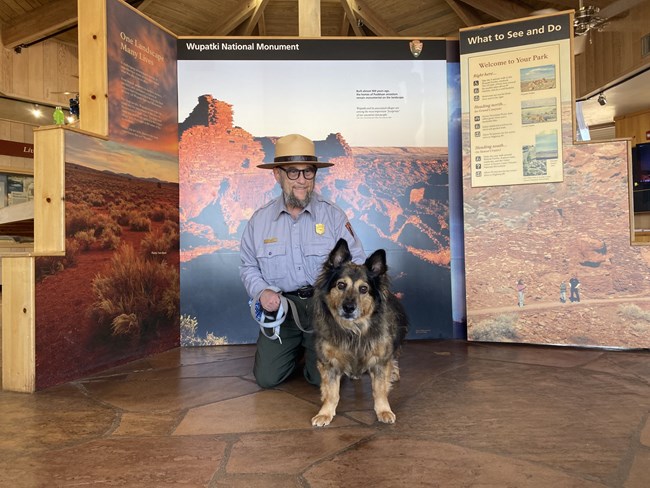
[329,238,352,268]
[365,249,387,278]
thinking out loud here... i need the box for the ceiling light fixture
[597,92,607,106]
[31,104,43,118]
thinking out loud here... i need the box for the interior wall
[0,39,77,287]
[0,121,34,170]
[615,108,650,147]
[574,1,650,98]
[0,39,78,172]
[615,107,650,234]
[0,40,79,107]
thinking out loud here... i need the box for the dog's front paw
[376,409,396,424]
[311,413,334,427]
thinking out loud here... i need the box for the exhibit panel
[33,0,180,389]
[460,13,647,349]
[1,0,181,391]
[34,128,179,390]
[176,38,460,344]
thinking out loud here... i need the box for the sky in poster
[177,59,449,147]
[65,134,179,184]
[521,64,555,82]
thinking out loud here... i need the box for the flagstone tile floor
[0,340,649,487]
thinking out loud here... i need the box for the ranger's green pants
[253,295,320,388]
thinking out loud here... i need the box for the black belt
[285,286,314,299]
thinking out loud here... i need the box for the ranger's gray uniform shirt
[240,192,365,300]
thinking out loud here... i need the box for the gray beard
[284,190,311,209]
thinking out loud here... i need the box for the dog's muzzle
[338,299,360,320]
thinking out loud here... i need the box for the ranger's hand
[260,289,281,312]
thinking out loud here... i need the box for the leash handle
[249,287,313,342]
[250,287,284,343]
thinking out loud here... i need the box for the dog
[311,238,408,427]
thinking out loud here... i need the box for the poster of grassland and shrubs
[34,132,180,389]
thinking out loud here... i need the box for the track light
[597,92,607,106]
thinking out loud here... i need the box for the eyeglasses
[278,167,316,180]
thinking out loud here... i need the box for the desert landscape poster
[177,39,458,345]
[34,131,180,389]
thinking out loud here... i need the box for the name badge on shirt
[315,223,325,235]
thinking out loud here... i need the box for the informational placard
[106,0,178,156]
[460,14,572,187]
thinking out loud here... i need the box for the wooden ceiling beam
[443,0,483,27]
[339,12,351,36]
[600,0,647,19]
[339,0,366,36]
[343,0,399,36]
[257,12,267,36]
[241,0,272,36]
[135,0,156,10]
[457,0,531,21]
[1,0,77,50]
[542,0,580,8]
[208,0,257,36]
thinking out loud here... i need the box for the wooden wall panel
[616,109,650,147]
[42,40,79,101]
[0,48,11,94]
[10,45,30,98]
[0,120,35,144]
[27,43,44,98]
[0,39,78,106]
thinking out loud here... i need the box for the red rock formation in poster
[179,95,450,267]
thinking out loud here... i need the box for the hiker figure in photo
[516,279,526,307]
[569,275,581,302]
[560,281,567,303]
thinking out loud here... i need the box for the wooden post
[299,0,321,37]
[2,257,35,392]
[2,126,66,391]
[77,0,109,136]
[34,127,66,255]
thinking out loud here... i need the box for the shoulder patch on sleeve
[345,221,355,238]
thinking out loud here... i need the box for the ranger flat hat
[257,133,334,169]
